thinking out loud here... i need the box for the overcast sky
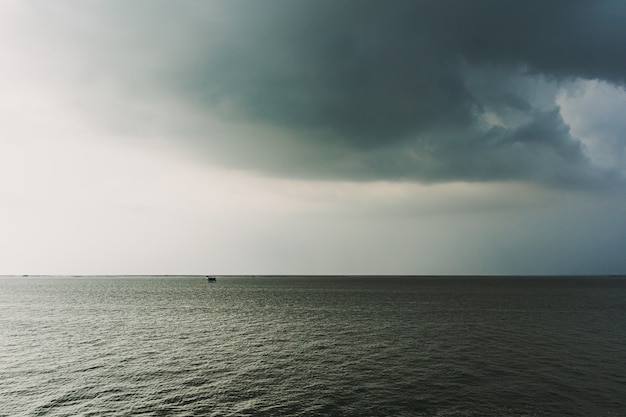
[2,0,626,275]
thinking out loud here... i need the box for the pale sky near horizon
[2,1,626,275]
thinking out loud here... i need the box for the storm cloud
[4,0,626,275]
[26,1,626,186]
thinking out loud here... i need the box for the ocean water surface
[1,276,625,416]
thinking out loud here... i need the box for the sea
[1,276,625,417]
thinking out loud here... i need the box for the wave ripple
[1,276,625,416]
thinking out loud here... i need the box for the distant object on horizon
[205,276,216,282]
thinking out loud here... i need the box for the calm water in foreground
[1,276,625,416]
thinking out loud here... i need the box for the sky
[1,0,626,276]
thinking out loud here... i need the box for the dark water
[1,276,625,416]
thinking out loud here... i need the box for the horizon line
[2,274,625,278]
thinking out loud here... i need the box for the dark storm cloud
[450,1,626,83]
[65,1,626,185]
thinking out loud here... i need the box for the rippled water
[1,276,625,416]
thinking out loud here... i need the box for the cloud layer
[17,1,626,186]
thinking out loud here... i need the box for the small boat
[205,276,216,282]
